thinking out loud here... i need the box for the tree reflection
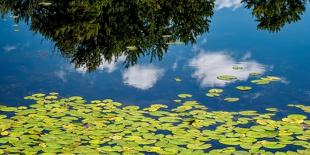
[0,0,308,71]
[0,0,215,71]
[242,0,308,32]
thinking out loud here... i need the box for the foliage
[0,93,309,154]
[242,0,308,32]
[0,0,215,71]
[1,0,309,71]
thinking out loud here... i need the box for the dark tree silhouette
[242,0,308,32]
[0,0,215,71]
[0,0,308,71]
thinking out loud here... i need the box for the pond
[0,0,309,154]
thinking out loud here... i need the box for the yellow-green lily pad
[236,86,252,91]
[217,75,237,81]
[224,98,240,102]
[178,94,192,98]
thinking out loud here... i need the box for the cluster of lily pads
[204,74,282,102]
[0,93,309,154]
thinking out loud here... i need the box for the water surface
[0,1,310,154]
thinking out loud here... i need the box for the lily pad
[39,2,53,6]
[232,66,243,70]
[0,93,308,154]
[224,98,239,102]
[206,93,220,97]
[251,79,270,85]
[262,141,286,149]
[208,88,224,93]
[175,78,182,82]
[236,86,252,91]
[126,46,138,51]
[217,75,237,81]
[178,94,192,98]
[249,73,261,76]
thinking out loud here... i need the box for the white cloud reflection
[215,0,242,10]
[3,45,17,52]
[54,70,67,82]
[189,52,265,87]
[123,65,164,90]
[98,56,126,73]
[75,55,126,74]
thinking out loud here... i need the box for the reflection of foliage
[0,0,215,71]
[0,93,309,154]
[242,0,308,32]
[0,0,309,71]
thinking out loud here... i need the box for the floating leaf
[206,93,220,97]
[264,76,281,81]
[0,131,9,136]
[232,66,243,70]
[173,99,182,103]
[224,98,239,102]
[266,108,278,112]
[251,76,281,85]
[126,46,138,51]
[178,94,192,98]
[262,141,286,149]
[282,114,307,124]
[236,86,252,91]
[217,75,237,81]
[208,88,223,93]
[39,2,53,6]
[251,79,270,85]
[187,142,212,149]
[249,73,261,76]
[162,35,172,38]
[219,138,240,145]
[175,78,182,82]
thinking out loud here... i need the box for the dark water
[0,1,309,115]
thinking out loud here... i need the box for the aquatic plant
[0,93,309,154]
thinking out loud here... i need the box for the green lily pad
[206,93,220,97]
[262,141,286,149]
[224,98,239,102]
[175,78,182,82]
[219,138,240,145]
[126,46,138,51]
[264,76,281,81]
[173,99,182,103]
[282,114,307,123]
[217,75,237,81]
[249,73,261,76]
[39,2,53,6]
[236,86,252,91]
[251,79,270,85]
[208,88,224,93]
[266,108,278,112]
[232,66,243,70]
[187,142,212,149]
[178,94,192,98]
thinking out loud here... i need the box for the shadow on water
[0,0,308,71]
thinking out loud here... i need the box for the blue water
[0,6,309,116]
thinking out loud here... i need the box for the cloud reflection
[76,55,126,74]
[215,0,242,10]
[2,45,17,52]
[189,52,265,87]
[123,65,164,90]
[54,70,67,82]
